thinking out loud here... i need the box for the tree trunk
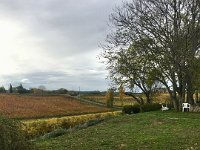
[161,80,179,111]
[186,74,195,105]
[167,85,179,111]
[172,80,180,111]
[172,93,179,111]
[145,92,152,104]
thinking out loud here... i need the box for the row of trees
[102,0,200,111]
[0,84,68,95]
[0,84,29,94]
[105,86,125,108]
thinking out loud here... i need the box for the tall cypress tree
[9,84,13,93]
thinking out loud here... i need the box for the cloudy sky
[0,0,124,91]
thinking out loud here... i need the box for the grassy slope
[36,111,200,150]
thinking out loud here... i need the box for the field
[1,93,199,150]
[0,94,110,119]
[36,111,200,150]
[82,93,171,107]
[82,95,134,106]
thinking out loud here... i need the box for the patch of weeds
[40,128,68,140]
[37,119,105,140]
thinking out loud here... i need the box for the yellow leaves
[106,89,114,108]
[22,111,121,139]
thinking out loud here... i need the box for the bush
[0,115,33,150]
[106,89,114,108]
[122,105,140,114]
[122,105,132,114]
[123,103,162,114]
[140,103,161,112]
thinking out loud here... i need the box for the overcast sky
[0,0,125,91]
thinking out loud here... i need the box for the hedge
[123,103,162,114]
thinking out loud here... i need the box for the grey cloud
[0,0,123,90]
[1,69,108,91]
[0,0,123,56]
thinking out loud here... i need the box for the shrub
[122,105,132,114]
[132,105,141,113]
[0,115,33,150]
[140,103,161,112]
[106,89,114,108]
[122,105,140,114]
[123,103,162,114]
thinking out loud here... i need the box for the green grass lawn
[35,111,200,150]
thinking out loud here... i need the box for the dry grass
[82,95,135,106]
[82,93,171,106]
[153,93,171,103]
[0,94,110,119]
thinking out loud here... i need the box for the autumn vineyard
[0,94,110,119]
[0,93,121,139]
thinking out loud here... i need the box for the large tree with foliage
[102,0,200,111]
[103,40,158,104]
[0,86,6,93]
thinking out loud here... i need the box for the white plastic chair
[182,103,190,112]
